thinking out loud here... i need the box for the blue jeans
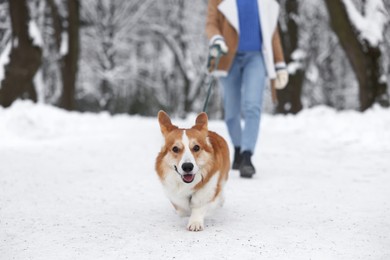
[219,52,266,154]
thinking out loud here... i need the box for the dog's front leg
[187,205,207,231]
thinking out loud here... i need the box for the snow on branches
[343,0,389,46]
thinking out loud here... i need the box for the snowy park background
[1,0,390,259]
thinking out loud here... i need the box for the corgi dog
[155,111,230,231]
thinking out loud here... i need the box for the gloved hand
[275,67,289,89]
[209,38,228,58]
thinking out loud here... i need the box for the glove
[209,38,228,58]
[275,67,289,90]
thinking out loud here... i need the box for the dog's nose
[181,162,194,173]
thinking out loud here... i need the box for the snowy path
[1,102,389,259]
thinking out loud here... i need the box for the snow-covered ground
[1,101,389,260]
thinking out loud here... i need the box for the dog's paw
[187,221,204,232]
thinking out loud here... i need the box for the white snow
[13,37,18,48]
[0,41,11,84]
[1,101,389,259]
[288,49,306,75]
[287,61,303,75]
[60,32,68,56]
[29,20,43,47]
[33,68,45,103]
[342,0,388,46]
[291,49,307,61]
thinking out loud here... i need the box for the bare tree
[277,0,304,114]
[60,0,79,110]
[149,0,209,117]
[41,0,63,104]
[79,0,156,113]
[324,0,389,111]
[0,0,42,107]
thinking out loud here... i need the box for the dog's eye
[193,145,200,152]
[172,146,179,153]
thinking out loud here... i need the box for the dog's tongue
[182,174,195,183]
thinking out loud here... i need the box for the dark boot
[232,147,241,170]
[239,151,256,178]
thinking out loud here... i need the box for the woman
[206,0,289,178]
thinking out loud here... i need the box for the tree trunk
[276,0,304,114]
[324,0,389,111]
[0,0,42,107]
[60,0,80,110]
[46,0,63,50]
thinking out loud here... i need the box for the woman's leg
[241,52,266,154]
[219,56,243,149]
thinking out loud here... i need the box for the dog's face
[157,111,213,184]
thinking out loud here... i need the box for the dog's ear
[158,110,177,135]
[193,112,208,132]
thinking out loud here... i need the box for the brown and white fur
[155,111,230,231]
